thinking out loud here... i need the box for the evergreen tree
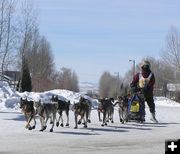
[21,58,32,92]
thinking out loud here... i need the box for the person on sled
[130,60,158,123]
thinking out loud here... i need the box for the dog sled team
[19,95,92,132]
[19,60,158,132]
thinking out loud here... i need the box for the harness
[138,72,152,88]
[35,103,45,117]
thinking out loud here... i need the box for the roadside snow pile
[0,81,17,99]
[0,82,98,112]
[17,89,98,109]
[15,90,80,105]
[0,81,19,111]
[43,89,81,103]
[154,97,180,107]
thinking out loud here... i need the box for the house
[0,71,21,88]
[3,71,21,82]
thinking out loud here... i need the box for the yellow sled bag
[130,101,140,113]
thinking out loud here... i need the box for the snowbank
[0,81,19,111]
[0,81,98,112]
[17,89,98,107]
[0,81,17,99]
[154,97,180,107]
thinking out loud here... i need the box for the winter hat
[141,60,151,68]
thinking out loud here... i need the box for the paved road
[0,107,180,154]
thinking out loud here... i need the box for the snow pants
[144,93,155,113]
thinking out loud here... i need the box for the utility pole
[129,59,136,77]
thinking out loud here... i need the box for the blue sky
[37,0,180,83]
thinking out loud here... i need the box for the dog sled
[127,91,145,123]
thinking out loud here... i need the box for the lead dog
[19,98,36,130]
[33,100,58,132]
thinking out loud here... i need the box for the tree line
[0,0,79,92]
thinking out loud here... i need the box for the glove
[142,85,148,93]
[131,86,139,94]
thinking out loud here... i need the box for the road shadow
[0,111,21,114]
[109,121,180,131]
[126,122,180,128]
[86,127,129,133]
[51,126,128,135]
[106,125,152,131]
[127,123,166,128]
[0,111,25,121]
[3,114,25,121]
[156,122,180,125]
[53,130,100,136]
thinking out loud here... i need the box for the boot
[150,113,158,123]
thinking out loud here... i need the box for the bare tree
[0,0,17,74]
[99,71,120,98]
[71,71,79,92]
[161,26,180,100]
[57,67,79,92]
[18,0,38,65]
[31,36,55,91]
[99,71,111,98]
[17,0,56,91]
[162,26,180,69]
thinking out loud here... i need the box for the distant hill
[79,82,99,94]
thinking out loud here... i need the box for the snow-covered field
[1,81,180,154]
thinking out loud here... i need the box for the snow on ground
[1,81,180,154]
[155,97,180,107]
